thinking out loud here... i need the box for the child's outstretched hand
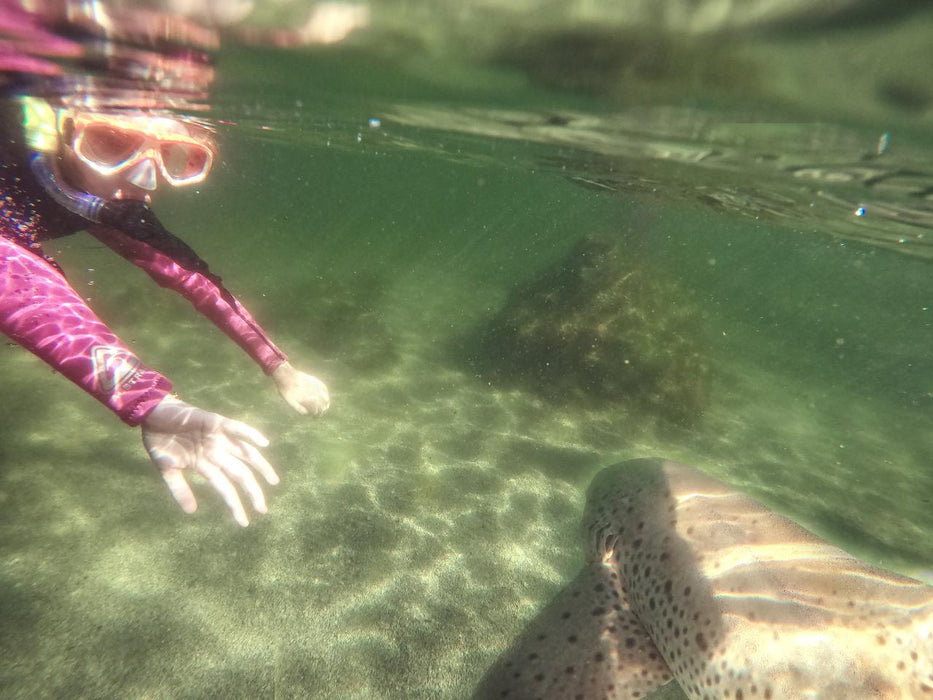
[271,361,330,416]
[140,396,278,526]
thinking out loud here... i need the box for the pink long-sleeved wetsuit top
[0,164,287,425]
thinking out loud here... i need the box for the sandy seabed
[1,256,930,700]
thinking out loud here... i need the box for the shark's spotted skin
[475,458,933,699]
[473,563,674,699]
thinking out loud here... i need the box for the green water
[2,19,933,699]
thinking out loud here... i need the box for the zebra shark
[474,458,933,699]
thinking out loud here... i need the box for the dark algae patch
[466,234,710,427]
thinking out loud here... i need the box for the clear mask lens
[160,141,211,181]
[78,125,146,167]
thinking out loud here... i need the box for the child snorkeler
[0,97,329,526]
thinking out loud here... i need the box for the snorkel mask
[58,109,215,200]
[23,95,216,219]
[62,111,214,190]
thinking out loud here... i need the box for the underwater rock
[467,235,708,426]
[474,458,933,699]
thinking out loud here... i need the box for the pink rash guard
[0,149,287,426]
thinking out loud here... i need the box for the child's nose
[125,157,158,191]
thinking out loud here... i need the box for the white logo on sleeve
[91,345,143,394]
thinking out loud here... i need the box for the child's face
[59,111,214,202]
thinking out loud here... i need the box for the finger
[240,440,279,485]
[222,419,270,448]
[288,396,309,416]
[198,461,250,527]
[147,448,180,473]
[215,451,268,515]
[307,381,330,415]
[161,469,198,514]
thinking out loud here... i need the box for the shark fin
[473,562,676,699]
